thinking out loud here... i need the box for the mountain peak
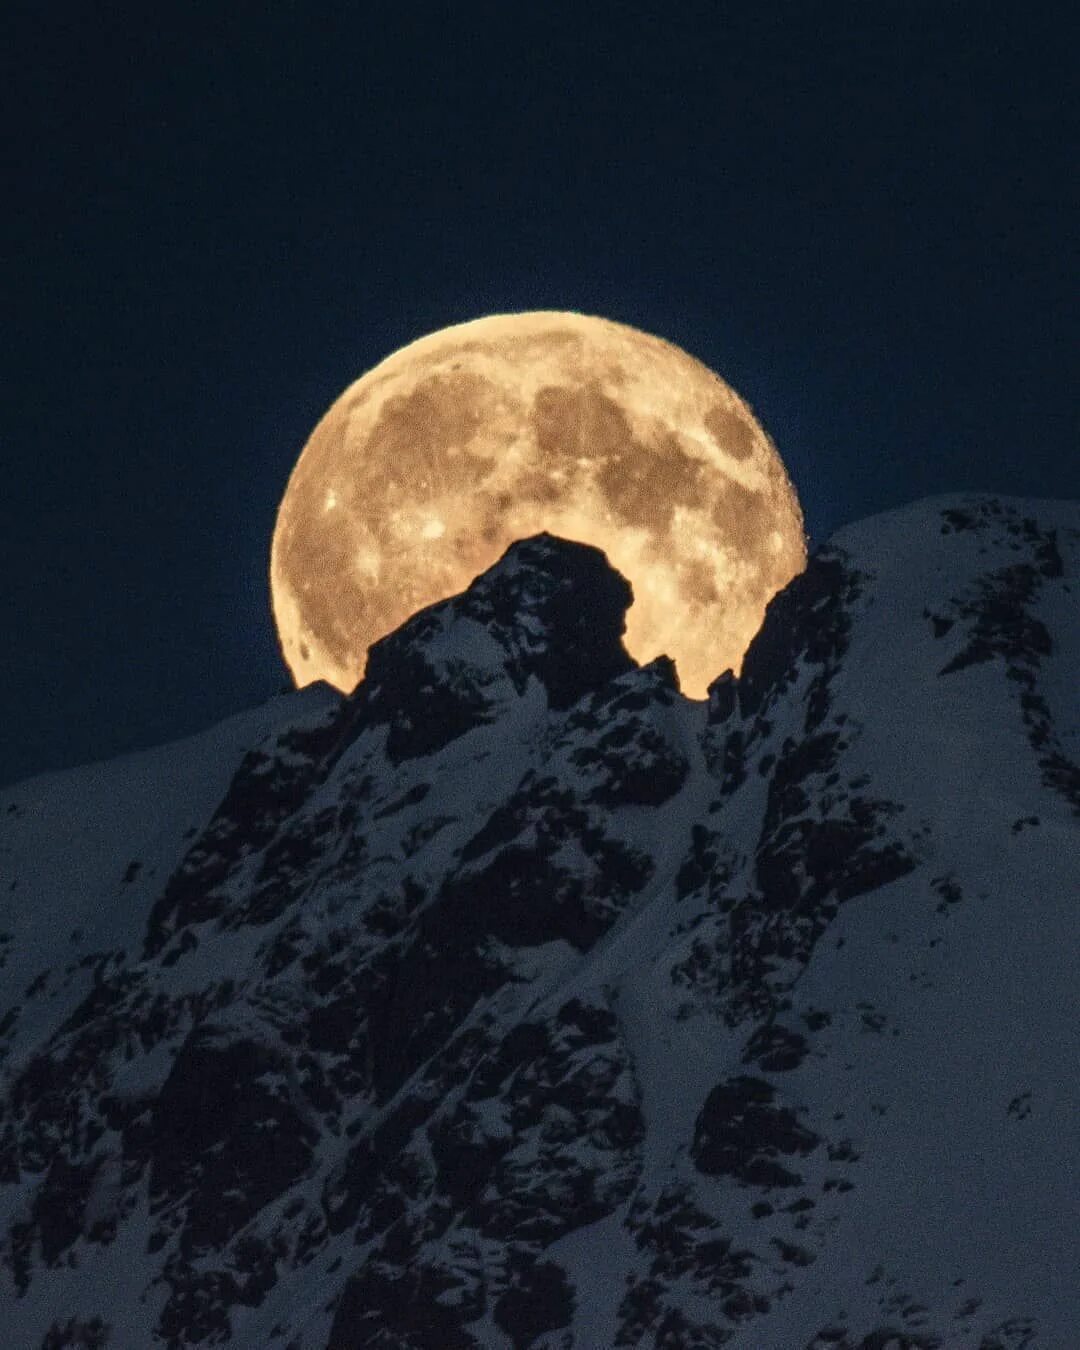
[356,533,636,761]
[1,494,1078,1349]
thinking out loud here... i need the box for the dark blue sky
[3,2,1076,787]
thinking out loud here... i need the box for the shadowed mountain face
[1,496,1077,1349]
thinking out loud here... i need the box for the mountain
[1,494,1077,1350]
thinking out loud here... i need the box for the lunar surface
[271,311,806,698]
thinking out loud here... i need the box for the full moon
[271,312,806,699]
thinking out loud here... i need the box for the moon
[271,311,806,700]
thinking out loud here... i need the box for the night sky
[3,2,1075,788]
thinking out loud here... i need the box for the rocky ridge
[0,496,1077,1349]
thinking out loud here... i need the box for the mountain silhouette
[1,494,1077,1349]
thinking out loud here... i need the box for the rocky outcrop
[1,498,1077,1348]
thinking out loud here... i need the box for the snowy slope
[0,497,1077,1350]
[0,687,339,1073]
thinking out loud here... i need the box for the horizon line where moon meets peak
[270,311,807,699]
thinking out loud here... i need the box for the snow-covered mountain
[1,494,1077,1350]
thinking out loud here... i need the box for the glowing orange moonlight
[271,312,806,699]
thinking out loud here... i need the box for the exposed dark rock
[327,1259,483,1350]
[356,533,636,766]
[2,502,1076,1349]
[493,1261,574,1346]
[149,1025,316,1254]
[33,1155,103,1265]
[743,1023,810,1072]
[144,719,340,956]
[738,551,859,720]
[41,1318,110,1350]
[707,669,738,723]
[692,1075,820,1187]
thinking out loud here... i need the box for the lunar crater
[271,311,806,699]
